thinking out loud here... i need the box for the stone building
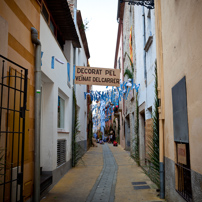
[114,2,125,149]
[134,5,157,165]
[115,1,156,161]
[122,3,136,152]
[115,2,136,151]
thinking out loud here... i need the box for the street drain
[133,185,150,190]
[131,181,147,185]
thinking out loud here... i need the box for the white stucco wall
[75,36,88,145]
[134,7,156,115]
[134,7,146,107]
[40,15,73,171]
[134,6,156,163]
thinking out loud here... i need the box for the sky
[77,0,118,92]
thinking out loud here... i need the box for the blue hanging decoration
[51,56,54,69]
[135,83,140,92]
[67,63,70,82]
[41,51,43,66]
[122,82,124,90]
[131,79,134,87]
[122,81,125,88]
[124,82,127,89]
[73,65,75,80]
[90,93,93,101]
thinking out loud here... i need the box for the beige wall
[0,0,40,200]
[156,0,202,175]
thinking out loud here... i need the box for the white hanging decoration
[55,57,65,64]
[126,82,132,87]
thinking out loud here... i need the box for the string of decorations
[40,52,140,128]
[89,80,140,126]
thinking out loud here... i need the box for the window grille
[57,140,66,167]
[176,143,192,202]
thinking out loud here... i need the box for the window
[50,19,55,35]
[57,139,66,166]
[57,29,64,50]
[42,3,49,23]
[118,57,121,69]
[58,96,65,129]
[41,1,65,50]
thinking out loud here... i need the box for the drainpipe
[31,27,41,202]
[72,47,76,167]
[159,118,165,198]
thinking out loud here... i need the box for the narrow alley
[1,0,202,201]
[41,144,162,202]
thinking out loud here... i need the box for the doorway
[139,103,146,166]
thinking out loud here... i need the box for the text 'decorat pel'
[75,66,121,86]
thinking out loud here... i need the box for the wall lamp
[120,0,154,9]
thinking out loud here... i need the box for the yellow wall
[0,0,40,199]
[155,0,202,175]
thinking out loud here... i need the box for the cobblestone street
[41,144,164,202]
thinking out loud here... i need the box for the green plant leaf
[125,52,134,72]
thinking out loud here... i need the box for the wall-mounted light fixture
[120,0,154,9]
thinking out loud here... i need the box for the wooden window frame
[40,0,58,38]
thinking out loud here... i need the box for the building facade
[134,5,156,166]
[0,0,90,200]
[40,0,89,195]
[122,3,136,152]
[115,1,156,163]
[155,0,202,201]
[114,2,125,149]
[0,0,40,201]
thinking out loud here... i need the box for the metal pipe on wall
[142,7,147,86]
[31,27,41,202]
[142,7,148,165]
[72,47,76,167]
[159,118,165,198]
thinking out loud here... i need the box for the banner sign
[75,66,121,87]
